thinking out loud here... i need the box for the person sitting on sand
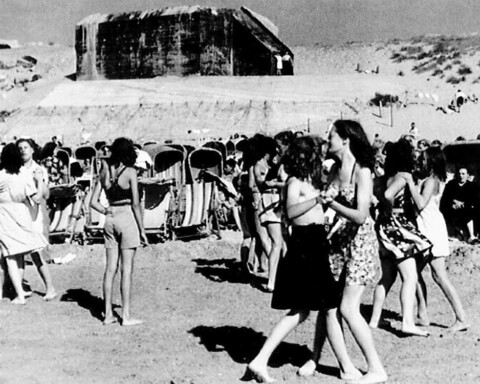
[91,137,148,326]
[440,166,477,243]
[246,135,360,383]
[402,147,470,332]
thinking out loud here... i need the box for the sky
[1,0,480,47]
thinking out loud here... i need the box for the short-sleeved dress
[272,224,343,311]
[416,179,449,257]
[328,183,378,286]
[0,169,48,257]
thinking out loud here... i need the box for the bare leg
[341,285,387,384]
[0,256,5,299]
[466,220,475,241]
[103,248,119,324]
[298,311,327,377]
[5,255,26,304]
[369,258,397,328]
[397,257,429,337]
[326,308,361,380]
[120,248,142,326]
[266,223,283,291]
[430,257,469,331]
[232,206,243,231]
[30,251,57,300]
[415,257,430,326]
[248,310,309,383]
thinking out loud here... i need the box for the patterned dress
[375,186,432,260]
[328,183,378,286]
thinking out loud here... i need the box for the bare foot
[340,367,362,381]
[43,291,57,301]
[401,325,429,337]
[244,364,276,383]
[449,320,470,332]
[416,315,430,327]
[297,359,317,377]
[122,318,144,327]
[12,297,26,305]
[102,316,118,325]
[351,371,388,384]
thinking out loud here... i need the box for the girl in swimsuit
[91,137,148,326]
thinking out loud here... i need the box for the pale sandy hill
[2,37,480,144]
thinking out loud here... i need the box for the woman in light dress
[402,146,469,332]
[17,138,57,300]
[0,144,48,304]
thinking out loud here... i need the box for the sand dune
[2,37,480,144]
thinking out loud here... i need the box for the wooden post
[379,100,383,118]
[340,109,343,120]
[389,104,394,127]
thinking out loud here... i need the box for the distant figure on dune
[281,51,293,75]
[454,89,468,113]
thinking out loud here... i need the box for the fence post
[379,100,383,118]
[389,104,393,127]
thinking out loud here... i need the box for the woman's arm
[402,174,436,211]
[285,178,322,220]
[129,168,148,245]
[90,176,110,215]
[30,172,45,204]
[324,167,372,225]
[384,174,407,205]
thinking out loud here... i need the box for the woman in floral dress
[300,120,386,384]
[369,139,431,337]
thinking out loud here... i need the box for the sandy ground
[0,231,479,384]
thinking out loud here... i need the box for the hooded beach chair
[173,147,222,240]
[140,145,183,241]
[47,149,86,244]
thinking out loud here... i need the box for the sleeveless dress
[0,169,48,257]
[375,180,432,260]
[272,224,342,310]
[416,179,449,257]
[328,171,378,286]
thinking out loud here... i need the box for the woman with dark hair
[255,134,288,292]
[40,141,67,186]
[91,137,147,326]
[0,143,47,304]
[16,138,56,300]
[370,139,431,337]
[246,136,358,383]
[302,120,387,384]
[401,147,469,332]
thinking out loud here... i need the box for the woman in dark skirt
[245,136,358,383]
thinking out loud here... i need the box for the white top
[416,179,450,257]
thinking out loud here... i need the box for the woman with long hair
[369,139,431,337]
[16,138,56,300]
[91,137,148,326]
[402,147,469,332]
[246,135,359,383]
[302,120,387,384]
[0,143,48,304]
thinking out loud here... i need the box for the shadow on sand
[189,324,339,379]
[192,258,270,293]
[61,288,119,322]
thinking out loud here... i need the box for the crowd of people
[0,122,475,382]
[226,121,471,384]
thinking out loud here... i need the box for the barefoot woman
[320,120,387,384]
[91,137,148,326]
[247,136,358,383]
